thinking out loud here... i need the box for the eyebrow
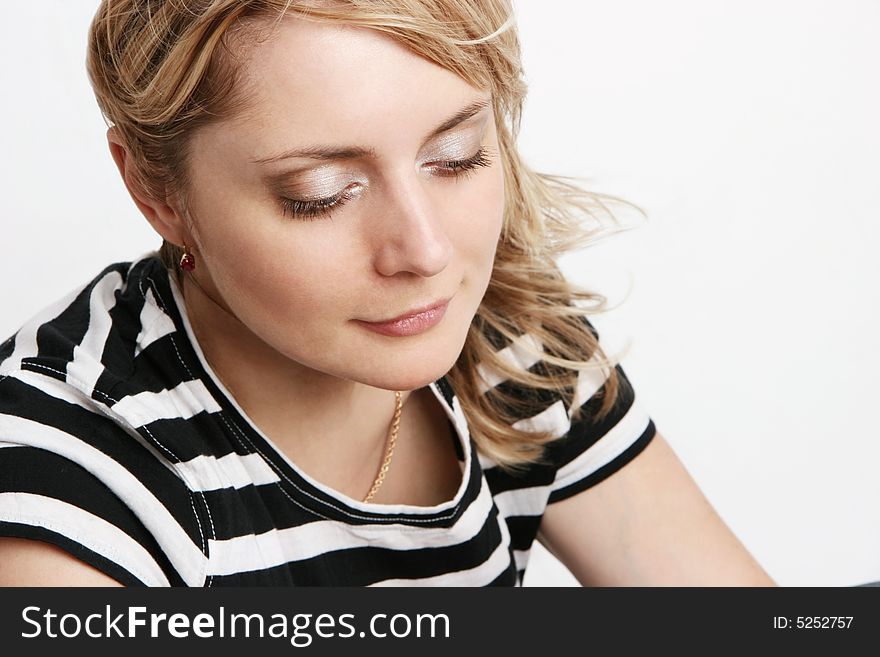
[251,97,492,165]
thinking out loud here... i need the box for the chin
[354,336,465,391]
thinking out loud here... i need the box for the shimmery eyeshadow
[274,165,366,199]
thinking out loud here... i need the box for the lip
[354,298,451,337]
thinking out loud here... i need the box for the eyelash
[279,147,494,222]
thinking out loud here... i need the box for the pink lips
[355,299,450,337]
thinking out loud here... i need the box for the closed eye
[279,146,495,222]
[279,187,357,222]
[426,146,494,179]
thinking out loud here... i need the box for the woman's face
[182,15,505,391]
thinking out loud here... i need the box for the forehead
[216,15,487,154]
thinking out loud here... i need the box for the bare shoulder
[0,537,125,587]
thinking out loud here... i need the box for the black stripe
[198,484,324,540]
[111,335,200,397]
[100,261,205,400]
[19,284,94,385]
[504,514,543,552]
[434,375,456,408]
[483,458,555,496]
[0,334,14,365]
[25,263,131,389]
[548,418,657,503]
[142,412,246,462]
[0,376,205,551]
[474,314,517,351]
[0,446,185,585]
[539,364,637,476]
[135,262,213,384]
[490,358,570,419]
[95,263,151,394]
[448,418,464,461]
[482,364,639,494]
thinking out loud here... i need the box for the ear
[107,126,189,246]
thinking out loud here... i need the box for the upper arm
[0,537,125,586]
[538,431,777,586]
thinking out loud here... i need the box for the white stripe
[493,485,550,518]
[552,397,652,493]
[477,450,498,471]
[3,369,182,480]
[67,271,125,394]
[448,394,473,458]
[568,358,611,415]
[369,542,512,586]
[11,367,108,409]
[512,399,571,438]
[0,280,91,377]
[513,548,531,573]
[205,478,496,577]
[174,452,280,492]
[111,379,222,427]
[370,497,515,586]
[476,333,543,394]
[0,413,208,585]
[0,492,170,586]
[134,286,177,357]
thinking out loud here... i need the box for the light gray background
[1,1,878,586]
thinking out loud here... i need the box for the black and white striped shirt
[0,252,656,586]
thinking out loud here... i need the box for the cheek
[458,167,505,263]
[201,217,350,324]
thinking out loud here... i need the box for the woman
[0,0,774,586]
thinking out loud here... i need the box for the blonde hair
[87,0,645,474]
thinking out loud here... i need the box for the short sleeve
[544,362,657,504]
[0,374,190,587]
[0,441,172,586]
[478,314,659,509]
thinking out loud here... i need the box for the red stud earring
[179,242,196,271]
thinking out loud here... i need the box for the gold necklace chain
[363,390,403,503]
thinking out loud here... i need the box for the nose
[370,172,453,278]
